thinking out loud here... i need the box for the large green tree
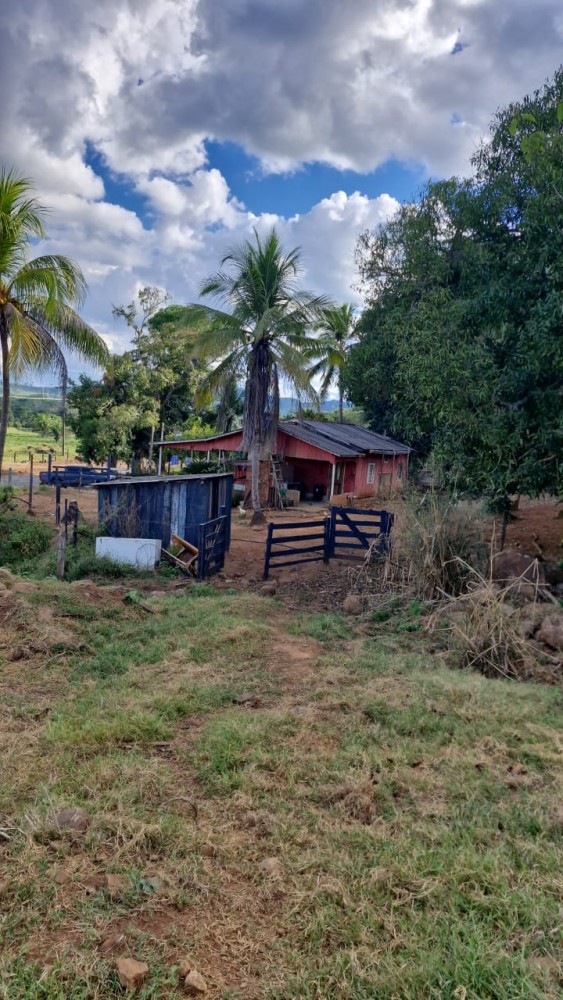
[68,310,205,466]
[346,72,563,517]
[0,170,108,474]
[191,228,328,523]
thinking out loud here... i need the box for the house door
[379,473,392,494]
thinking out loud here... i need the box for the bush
[374,494,488,600]
[0,512,52,567]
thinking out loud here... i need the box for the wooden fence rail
[263,507,394,579]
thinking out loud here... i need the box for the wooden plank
[270,530,327,544]
[269,543,327,559]
[266,555,326,570]
[270,518,328,530]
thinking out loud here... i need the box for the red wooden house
[157,420,410,503]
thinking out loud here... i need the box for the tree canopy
[345,71,563,510]
[190,227,328,521]
[0,169,108,473]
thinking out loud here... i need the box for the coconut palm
[191,227,328,523]
[309,303,357,422]
[0,169,108,475]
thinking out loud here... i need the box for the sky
[1,0,563,380]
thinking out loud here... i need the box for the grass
[3,425,78,462]
[0,579,561,999]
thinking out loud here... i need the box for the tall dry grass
[373,494,488,600]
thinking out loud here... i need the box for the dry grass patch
[0,583,562,999]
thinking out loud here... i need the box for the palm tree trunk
[0,312,10,481]
[250,443,265,525]
[338,372,343,424]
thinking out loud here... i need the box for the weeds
[367,494,488,600]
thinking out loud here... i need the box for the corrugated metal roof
[155,421,410,457]
[282,420,411,456]
[93,472,232,489]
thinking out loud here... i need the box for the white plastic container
[95,537,161,569]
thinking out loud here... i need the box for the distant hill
[12,384,61,400]
[279,397,343,416]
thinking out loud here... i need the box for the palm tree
[309,303,356,422]
[192,227,328,523]
[0,169,108,475]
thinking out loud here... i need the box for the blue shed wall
[96,474,233,549]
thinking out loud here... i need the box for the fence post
[328,507,337,559]
[323,516,331,563]
[55,483,61,525]
[263,522,274,580]
[28,453,34,510]
[56,524,66,580]
[197,523,205,582]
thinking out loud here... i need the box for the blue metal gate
[328,506,394,559]
[198,509,229,580]
[263,507,393,578]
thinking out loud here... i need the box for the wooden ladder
[270,454,286,509]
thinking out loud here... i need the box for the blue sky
[1,0,562,375]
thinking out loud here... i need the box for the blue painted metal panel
[95,473,233,552]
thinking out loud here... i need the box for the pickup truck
[39,465,119,487]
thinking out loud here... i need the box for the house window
[366,462,376,484]
[383,454,390,464]
[397,462,403,481]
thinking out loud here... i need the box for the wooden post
[56,524,66,580]
[55,483,61,525]
[330,462,336,500]
[157,424,164,475]
[47,452,52,480]
[28,453,34,510]
[263,522,274,580]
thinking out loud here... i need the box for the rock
[99,933,126,957]
[184,969,208,995]
[259,856,282,877]
[200,843,217,858]
[53,807,91,834]
[519,617,539,639]
[53,869,71,885]
[232,692,257,705]
[537,614,563,651]
[177,959,192,980]
[492,550,546,587]
[342,595,362,615]
[9,647,26,661]
[116,957,149,990]
[260,583,277,596]
[106,873,128,900]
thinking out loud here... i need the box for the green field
[0,577,561,998]
[3,425,79,464]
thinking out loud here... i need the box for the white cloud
[0,0,561,374]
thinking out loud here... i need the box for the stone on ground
[343,594,362,615]
[53,807,91,834]
[116,957,149,990]
[184,969,208,994]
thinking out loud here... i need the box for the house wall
[354,454,408,497]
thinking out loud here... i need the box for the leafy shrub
[0,512,52,567]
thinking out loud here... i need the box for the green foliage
[348,71,563,504]
[68,312,206,464]
[0,512,51,566]
[191,227,330,518]
[0,168,108,471]
[0,486,16,514]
